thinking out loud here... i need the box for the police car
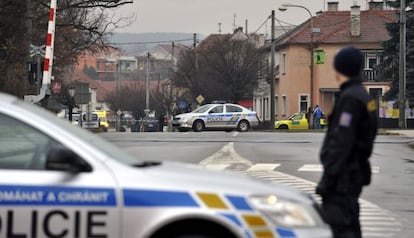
[0,93,331,238]
[173,103,260,132]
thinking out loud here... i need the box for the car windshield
[192,104,214,113]
[288,113,303,120]
[14,100,141,166]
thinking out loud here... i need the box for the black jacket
[317,78,377,195]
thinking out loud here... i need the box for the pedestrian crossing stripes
[298,164,381,173]
[198,142,403,238]
[235,169,402,238]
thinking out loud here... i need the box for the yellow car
[275,112,309,130]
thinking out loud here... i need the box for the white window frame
[299,94,310,113]
[282,52,287,74]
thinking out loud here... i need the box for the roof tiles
[277,10,397,45]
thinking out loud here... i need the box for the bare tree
[0,0,134,96]
[172,35,265,103]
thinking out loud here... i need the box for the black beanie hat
[334,46,364,77]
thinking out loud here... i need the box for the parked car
[131,117,160,132]
[275,112,327,130]
[173,103,260,132]
[0,92,332,238]
[275,112,309,130]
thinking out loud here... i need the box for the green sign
[313,49,325,64]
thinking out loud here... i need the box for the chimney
[368,1,383,10]
[351,5,361,36]
[327,1,339,11]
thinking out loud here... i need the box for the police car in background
[0,93,331,238]
[173,103,260,132]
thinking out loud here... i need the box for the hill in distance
[109,32,205,56]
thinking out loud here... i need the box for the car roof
[0,93,18,105]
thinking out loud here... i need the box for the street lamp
[279,3,315,110]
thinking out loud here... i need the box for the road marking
[298,164,323,172]
[246,163,280,171]
[298,164,380,173]
[199,142,252,169]
[199,144,402,238]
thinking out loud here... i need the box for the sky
[113,0,374,36]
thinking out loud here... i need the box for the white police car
[0,93,331,238]
[173,103,260,132]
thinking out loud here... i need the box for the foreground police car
[173,103,259,132]
[0,93,331,238]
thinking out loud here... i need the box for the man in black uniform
[316,46,377,238]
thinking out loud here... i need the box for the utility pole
[193,33,199,103]
[398,0,407,129]
[269,10,276,130]
[145,52,151,116]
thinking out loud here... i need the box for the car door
[224,105,243,129]
[0,112,120,238]
[206,105,224,128]
[290,113,306,130]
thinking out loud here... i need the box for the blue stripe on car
[226,195,253,211]
[123,189,199,207]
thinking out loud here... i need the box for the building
[254,1,396,122]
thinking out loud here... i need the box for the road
[100,131,414,238]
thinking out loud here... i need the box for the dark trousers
[321,194,361,238]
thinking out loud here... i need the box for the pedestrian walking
[316,46,378,238]
[313,105,323,129]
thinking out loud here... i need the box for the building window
[282,53,287,74]
[265,98,270,118]
[275,96,278,116]
[299,95,309,112]
[282,96,287,116]
[364,52,379,70]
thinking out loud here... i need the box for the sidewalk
[384,129,414,148]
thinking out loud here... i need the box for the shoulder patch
[367,100,376,112]
[339,112,352,127]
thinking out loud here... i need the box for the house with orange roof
[254,1,397,122]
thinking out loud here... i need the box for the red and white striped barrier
[42,0,56,87]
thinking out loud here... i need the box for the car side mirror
[46,145,92,173]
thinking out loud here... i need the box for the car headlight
[249,195,323,228]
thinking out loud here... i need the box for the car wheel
[192,120,204,132]
[237,120,249,132]
[278,124,288,130]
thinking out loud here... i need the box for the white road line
[298,164,380,173]
[246,163,280,171]
[298,164,323,172]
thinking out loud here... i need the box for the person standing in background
[313,105,323,129]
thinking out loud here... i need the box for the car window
[210,105,223,113]
[226,105,242,113]
[0,113,60,170]
[82,113,98,121]
[192,104,213,113]
[292,113,303,120]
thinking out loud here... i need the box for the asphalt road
[100,131,414,238]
